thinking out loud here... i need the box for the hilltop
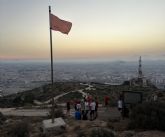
[0,82,165,137]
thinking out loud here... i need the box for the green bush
[0,112,6,125]
[129,102,165,131]
[24,93,34,104]
[7,120,30,137]
[90,128,114,137]
[12,96,24,106]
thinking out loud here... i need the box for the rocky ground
[1,107,165,137]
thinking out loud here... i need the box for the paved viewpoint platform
[42,117,66,135]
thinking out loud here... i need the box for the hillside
[0,81,162,108]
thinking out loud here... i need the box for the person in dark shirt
[66,101,71,116]
[95,97,98,119]
[104,96,109,110]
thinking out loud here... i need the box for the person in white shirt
[85,100,89,112]
[76,101,81,111]
[153,94,158,102]
[90,99,96,120]
[118,99,123,111]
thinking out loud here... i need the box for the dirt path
[0,107,120,119]
[34,88,88,105]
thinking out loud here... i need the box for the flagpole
[49,5,55,123]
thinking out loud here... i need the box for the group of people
[66,95,98,121]
[66,93,129,120]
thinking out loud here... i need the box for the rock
[133,131,165,137]
[89,127,115,137]
[119,130,135,137]
[42,117,66,136]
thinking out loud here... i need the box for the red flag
[50,13,72,34]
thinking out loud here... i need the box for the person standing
[104,96,110,110]
[90,99,96,121]
[66,101,71,116]
[76,100,81,111]
[118,96,126,119]
[117,98,123,112]
[84,99,89,119]
[81,98,85,112]
[95,97,98,119]
[81,98,86,120]
[153,93,158,102]
[74,98,78,111]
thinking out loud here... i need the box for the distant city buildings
[0,60,165,95]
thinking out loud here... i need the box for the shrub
[0,112,6,121]
[157,92,164,97]
[77,131,86,137]
[23,93,35,104]
[12,96,24,106]
[7,120,30,137]
[0,112,6,125]
[129,102,165,131]
[90,128,114,137]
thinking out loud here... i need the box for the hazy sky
[0,0,165,61]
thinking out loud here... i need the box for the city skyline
[0,0,165,61]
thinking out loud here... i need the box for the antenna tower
[138,56,143,78]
